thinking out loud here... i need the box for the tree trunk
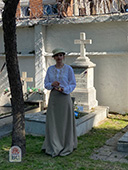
[2,0,26,156]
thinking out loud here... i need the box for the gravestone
[0,71,45,111]
[9,146,22,162]
[0,72,33,106]
[71,32,98,111]
[21,72,33,94]
[24,92,45,111]
[21,72,45,110]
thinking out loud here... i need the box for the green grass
[0,114,128,170]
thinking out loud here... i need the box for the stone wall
[0,13,128,113]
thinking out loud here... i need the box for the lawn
[0,114,128,170]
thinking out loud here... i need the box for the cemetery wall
[0,26,35,99]
[45,20,128,114]
[0,15,128,113]
[17,27,35,54]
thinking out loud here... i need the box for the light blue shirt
[44,64,76,94]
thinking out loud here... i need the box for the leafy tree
[2,0,26,156]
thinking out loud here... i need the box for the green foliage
[0,114,128,170]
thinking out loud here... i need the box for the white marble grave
[71,32,98,111]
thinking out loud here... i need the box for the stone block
[25,111,46,136]
[117,132,128,152]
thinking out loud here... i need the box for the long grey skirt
[42,89,77,157]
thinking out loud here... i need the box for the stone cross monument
[71,32,98,111]
[74,32,92,60]
[21,72,33,94]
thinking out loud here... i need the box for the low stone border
[25,106,108,137]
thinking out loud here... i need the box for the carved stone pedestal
[71,56,98,111]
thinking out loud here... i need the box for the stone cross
[21,72,33,93]
[74,32,92,57]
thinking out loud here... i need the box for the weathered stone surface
[117,132,128,152]
[25,106,108,137]
[0,123,12,139]
[5,13,127,28]
[71,56,96,68]
[91,126,128,163]
[25,111,46,136]
[70,32,99,112]
[71,87,98,110]
[25,92,44,102]
[0,106,12,115]
[118,132,128,143]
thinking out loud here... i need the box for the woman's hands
[52,81,60,87]
[51,81,63,92]
[55,86,63,92]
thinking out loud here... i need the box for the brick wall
[29,0,43,18]
[66,0,73,17]
[16,1,21,18]
[16,0,73,19]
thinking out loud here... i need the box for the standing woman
[42,48,77,157]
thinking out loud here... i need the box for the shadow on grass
[108,116,128,122]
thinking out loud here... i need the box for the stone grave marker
[71,32,98,111]
[21,72,33,94]
[21,72,45,111]
[25,92,45,111]
[9,146,22,162]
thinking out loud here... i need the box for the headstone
[25,92,45,111]
[9,146,22,162]
[71,32,98,111]
[21,72,33,94]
